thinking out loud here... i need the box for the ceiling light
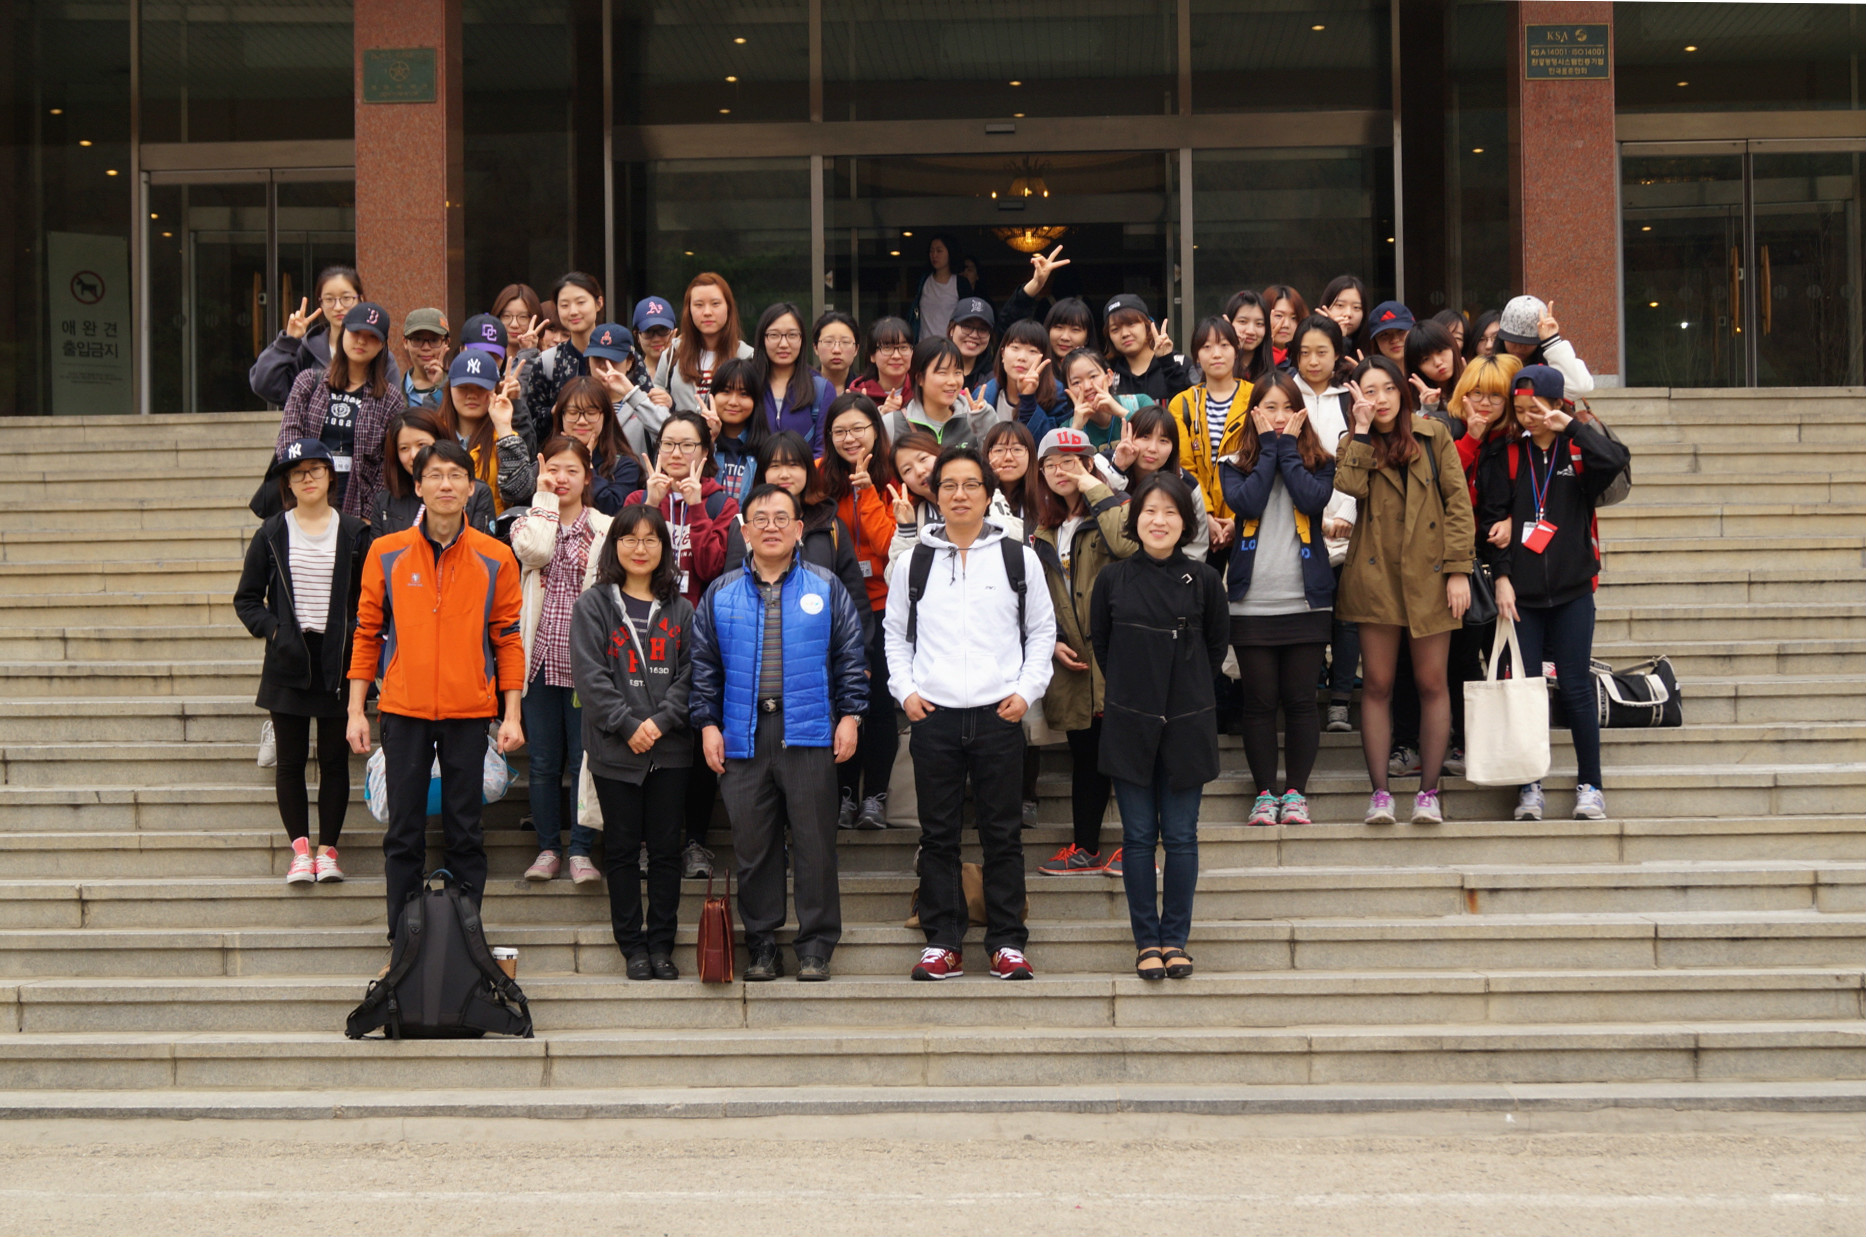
[149,212,158,219]
[161,231,172,238]
[889,250,900,256]
[719,108,730,114]
[1311,23,1325,31]
[1471,147,1484,154]
[1676,81,1689,87]
[1008,80,1022,86]
[1684,44,1698,52]
[1642,225,1652,232]
[902,231,912,237]
[105,169,117,176]
[1012,112,1024,118]
[1386,236,1395,243]
[994,225,1069,255]
[78,139,91,146]
[725,75,737,82]
[733,36,746,43]
[48,108,62,115]
[1648,301,1659,308]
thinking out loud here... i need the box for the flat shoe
[649,954,679,981]
[1161,947,1194,979]
[625,955,654,981]
[1135,948,1166,981]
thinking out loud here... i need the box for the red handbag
[696,865,735,984]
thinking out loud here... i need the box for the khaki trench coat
[1033,480,1138,733]
[1332,417,1476,638]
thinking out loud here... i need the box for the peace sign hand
[1347,379,1376,432]
[1538,299,1560,342]
[1027,245,1070,293]
[1461,393,1492,439]
[1111,417,1139,470]
[1153,318,1175,358]
[1016,357,1051,399]
[285,298,320,340]
[644,451,673,505]
[513,315,544,352]
[879,388,903,418]
[676,472,704,505]
[490,376,518,436]
[1409,372,1440,407]
[697,390,721,436]
[886,482,916,523]
[1535,396,1573,433]
[850,450,874,492]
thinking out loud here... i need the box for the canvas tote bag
[1462,618,1552,787]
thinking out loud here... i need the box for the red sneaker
[911,946,963,981]
[989,947,1034,980]
[1037,843,1105,876]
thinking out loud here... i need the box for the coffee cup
[491,946,518,979]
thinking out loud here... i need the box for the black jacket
[1476,420,1632,609]
[371,483,498,537]
[232,511,374,704]
[1090,550,1230,791]
[723,501,874,642]
[1111,352,1192,407]
[569,586,695,783]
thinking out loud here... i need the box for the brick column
[353,0,464,349]
[1509,2,1620,382]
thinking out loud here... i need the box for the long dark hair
[710,356,770,457]
[437,382,498,492]
[308,265,363,337]
[992,318,1062,412]
[910,336,966,394]
[658,409,718,479]
[1469,309,1502,359]
[1222,289,1273,381]
[595,503,679,603]
[550,271,604,310]
[1405,320,1465,407]
[1232,371,1328,473]
[758,430,829,508]
[1044,297,1098,354]
[1261,283,1310,349]
[1318,274,1371,356]
[1189,315,1240,383]
[1290,313,1350,387]
[381,407,456,501]
[980,419,1037,519]
[819,392,895,501]
[552,375,638,478]
[1030,448,1096,532]
[1125,403,1183,478]
[536,434,595,508]
[751,302,817,419]
[491,283,544,332]
[673,272,742,387]
[1348,355,1421,469]
[323,323,392,400]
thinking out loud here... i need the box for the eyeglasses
[499,313,531,328]
[937,479,986,496]
[320,293,359,310]
[660,440,704,454]
[763,331,802,345]
[618,537,659,552]
[830,425,873,441]
[407,337,449,351]
[748,514,794,531]
[563,408,602,424]
[875,343,912,356]
[987,443,1027,456]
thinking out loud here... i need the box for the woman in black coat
[1090,473,1229,981]
[233,439,374,885]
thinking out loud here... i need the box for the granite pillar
[1509,2,1621,381]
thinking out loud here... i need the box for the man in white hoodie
[885,443,1057,982]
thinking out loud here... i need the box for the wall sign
[362,48,437,103]
[47,231,132,416]
[1525,25,1611,80]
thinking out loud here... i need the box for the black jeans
[594,767,686,959]
[1515,594,1603,788]
[910,705,1027,954]
[838,613,899,804]
[718,715,843,959]
[1328,564,1361,703]
[684,733,718,848]
[380,713,491,938]
[270,710,349,847]
[1236,641,1328,795]
[1064,716,1113,853]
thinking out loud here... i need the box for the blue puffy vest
[711,561,836,759]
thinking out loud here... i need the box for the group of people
[232,243,1631,983]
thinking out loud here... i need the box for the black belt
[758,697,782,714]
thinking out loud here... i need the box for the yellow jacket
[1167,383,1254,521]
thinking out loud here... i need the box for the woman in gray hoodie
[569,504,695,980]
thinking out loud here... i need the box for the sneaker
[524,851,561,882]
[1443,747,1467,777]
[1514,782,1545,822]
[1411,789,1444,824]
[1388,745,1422,777]
[911,946,963,981]
[1325,703,1352,733]
[639,842,649,875]
[313,848,345,883]
[1573,784,1609,821]
[257,720,278,768]
[569,855,601,885]
[1022,800,1041,829]
[1279,790,1311,826]
[681,841,714,880]
[1364,790,1397,826]
[856,793,889,830]
[1038,843,1104,875]
[796,954,830,982]
[1247,791,1280,826]
[285,840,315,885]
[837,789,858,830]
[990,947,1035,980]
[1103,847,1124,878]
[743,943,782,982]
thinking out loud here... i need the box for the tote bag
[1462,619,1552,787]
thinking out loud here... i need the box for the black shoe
[649,954,679,981]
[625,954,653,981]
[744,943,783,982]
[796,954,830,982]
[837,789,858,830]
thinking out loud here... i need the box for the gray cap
[1497,295,1546,345]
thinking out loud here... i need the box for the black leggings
[838,614,900,803]
[1235,642,1328,796]
[271,711,350,847]
[1064,716,1113,854]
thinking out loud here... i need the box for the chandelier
[993,225,1070,255]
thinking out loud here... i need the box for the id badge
[1522,518,1558,554]
[858,560,874,579]
[679,571,691,595]
[332,453,353,474]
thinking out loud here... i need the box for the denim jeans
[521,676,596,857]
[1514,593,1602,789]
[1112,762,1202,950]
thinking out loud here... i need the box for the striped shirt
[756,574,785,700]
[284,509,339,633]
[1205,386,1236,453]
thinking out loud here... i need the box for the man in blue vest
[690,483,868,982]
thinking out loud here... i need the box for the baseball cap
[632,296,676,332]
[461,313,507,357]
[585,323,634,363]
[1367,301,1416,338]
[342,302,389,342]
[403,307,449,338]
[1511,363,1565,404]
[448,350,500,390]
[1037,426,1095,459]
[1498,294,1547,345]
[266,437,337,479]
[951,296,994,328]
[1103,292,1149,321]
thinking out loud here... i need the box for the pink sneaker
[568,855,601,885]
[524,850,561,882]
[285,841,315,885]
[314,848,345,883]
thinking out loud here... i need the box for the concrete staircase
[0,391,1862,1113]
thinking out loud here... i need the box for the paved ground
[0,1111,1860,1236]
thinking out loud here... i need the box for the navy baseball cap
[266,437,337,479]
[1368,301,1415,338]
[951,296,994,328]
[585,323,634,363]
[1512,363,1565,404]
[461,313,507,357]
[1103,292,1150,321]
[632,296,677,332]
[342,301,389,341]
[448,350,500,390]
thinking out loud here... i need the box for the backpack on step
[345,869,533,1040]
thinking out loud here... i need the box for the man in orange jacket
[347,438,526,936]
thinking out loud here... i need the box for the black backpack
[345,870,533,1040]
[904,536,1027,653]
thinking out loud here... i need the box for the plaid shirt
[527,508,593,688]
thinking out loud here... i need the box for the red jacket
[348,523,525,719]
[831,483,894,610]
[622,477,740,606]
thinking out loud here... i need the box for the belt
[758,697,782,714]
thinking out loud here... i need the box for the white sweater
[1299,382,1358,566]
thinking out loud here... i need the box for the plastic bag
[363,728,514,824]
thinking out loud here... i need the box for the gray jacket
[569,584,695,784]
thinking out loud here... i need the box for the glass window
[622,159,813,325]
[141,0,354,144]
[1450,0,1510,319]
[823,1,1176,122]
[1621,153,1747,387]
[1191,147,1395,319]
[1615,2,1865,113]
[1191,0,1389,113]
[615,0,810,125]
[146,181,271,414]
[1753,151,1863,386]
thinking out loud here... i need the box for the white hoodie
[884,519,1057,711]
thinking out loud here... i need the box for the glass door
[1620,149,1747,389]
[1752,150,1864,387]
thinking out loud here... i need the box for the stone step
[5,910,1861,980]
[0,660,260,697]
[0,496,257,535]
[1597,503,1866,538]
[1593,602,1866,642]
[0,410,277,446]
[0,444,273,481]
[1616,473,1866,504]
[0,559,240,594]
[0,529,251,566]
[0,1020,1859,1091]
[1631,441,1866,476]
[5,860,1861,932]
[0,470,266,505]
[0,592,244,629]
[0,626,258,662]
[1596,567,1866,604]
[1601,535,1866,572]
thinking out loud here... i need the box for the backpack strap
[905,543,935,649]
[344,887,427,1039]
[1000,536,1027,660]
[444,884,533,1038]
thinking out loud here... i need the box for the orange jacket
[348,523,526,719]
[833,484,894,610]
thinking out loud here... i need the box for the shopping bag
[362,728,514,824]
[1462,618,1551,786]
[575,754,603,829]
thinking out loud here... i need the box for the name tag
[332,453,353,473]
[1522,518,1557,554]
[858,560,874,579]
[679,571,691,595]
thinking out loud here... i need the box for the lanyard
[1526,442,1554,521]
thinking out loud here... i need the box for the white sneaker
[1573,784,1608,821]
[257,720,278,768]
[314,848,345,882]
[569,855,601,885]
[1514,782,1545,822]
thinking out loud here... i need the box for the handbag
[696,865,735,984]
[1461,619,1552,786]
[1463,562,1498,628]
[1589,655,1682,728]
[575,754,602,829]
